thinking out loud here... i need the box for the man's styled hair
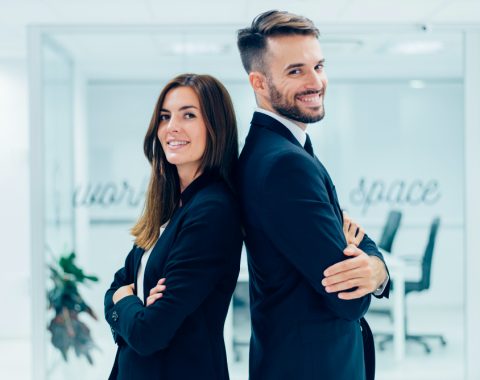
[237,10,319,74]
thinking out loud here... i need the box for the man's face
[262,34,328,124]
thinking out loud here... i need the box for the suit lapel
[251,111,345,222]
[133,246,144,286]
[251,112,304,151]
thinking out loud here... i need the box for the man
[236,10,390,380]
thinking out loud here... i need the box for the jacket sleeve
[260,152,370,321]
[104,245,136,344]
[106,197,241,356]
[358,234,391,298]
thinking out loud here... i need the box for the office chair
[378,217,447,354]
[378,210,402,253]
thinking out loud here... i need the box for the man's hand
[146,278,166,307]
[113,283,135,304]
[342,211,365,246]
[322,244,388,300]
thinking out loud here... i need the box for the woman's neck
[178,166,202,192]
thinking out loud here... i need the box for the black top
[236,112,389,380]
[105,172,243,380]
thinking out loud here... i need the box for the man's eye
[289,69,301,75]
[315,64,324,71]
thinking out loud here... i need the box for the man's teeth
[299,95,319,102]
[168,141,189,146]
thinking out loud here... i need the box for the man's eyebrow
[284,63,305,72]
[284,59,325,72]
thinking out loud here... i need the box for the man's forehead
[265,35,323,65]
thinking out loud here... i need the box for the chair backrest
[378,210,402,253]
[420,217,441,290]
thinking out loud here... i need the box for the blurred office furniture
[378,210,403,253]
[369,210,403,322]
[227,248,250,362]
[379,217,447,354]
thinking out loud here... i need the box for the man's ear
[249,71,267,95]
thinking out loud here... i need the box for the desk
[225,249,407,362]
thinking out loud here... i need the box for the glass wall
[30,26,466,380]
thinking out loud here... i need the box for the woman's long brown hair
[131,74,239,250]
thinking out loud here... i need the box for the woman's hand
[146,278,166,307]
[342,211,365,247]
[113,283,135,304]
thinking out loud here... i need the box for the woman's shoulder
[190,178,239,213]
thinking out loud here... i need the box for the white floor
[0,307,464,380]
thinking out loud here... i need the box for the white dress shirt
[255,107,307,146]
[137,222,168,304]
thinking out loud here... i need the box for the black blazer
[104,173,242,380]
[237,112,389,380]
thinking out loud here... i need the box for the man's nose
[305,70,325,90]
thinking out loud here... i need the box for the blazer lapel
[251,112,304,151]
[133,246,145,287]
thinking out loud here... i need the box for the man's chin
[300,109,325,123]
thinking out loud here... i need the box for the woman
[104,74,243,380]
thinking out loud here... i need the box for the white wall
[0,60,30,338]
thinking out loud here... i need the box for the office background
[1,1,480,379]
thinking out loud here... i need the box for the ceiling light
[409,80,426,89]
[389,41,444,55]
[170,42,228,55]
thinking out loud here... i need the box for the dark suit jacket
[104,173,242,380]
[237,112,389,380]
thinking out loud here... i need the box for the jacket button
[112,311,119,322]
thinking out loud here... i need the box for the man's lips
[296,91,323,106]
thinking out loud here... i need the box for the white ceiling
[0,0,479,60]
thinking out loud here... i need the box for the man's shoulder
[240,125,299,161]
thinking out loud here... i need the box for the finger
[348,221,358,234]
[323,250,363,276]
[322,268,365,287]
[338,287,369,300]
[342,212,351,233]
[347,223,359,245]
[146,292,163,306]
[149,285,166,296]
[354,228,365,246]
[157,278,166,285]
[325,278,362,293]
[343,244,362,257]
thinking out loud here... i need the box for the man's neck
[256,104,307,131]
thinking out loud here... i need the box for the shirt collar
[255,107,307,146]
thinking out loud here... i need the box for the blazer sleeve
[104,245,136,343]
[260,152,370,321]
[358,234,391,298]
[106,197,241,356]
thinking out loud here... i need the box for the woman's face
[157,86,208,179]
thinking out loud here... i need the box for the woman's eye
[185,113,196,119]
[159,114,170,121]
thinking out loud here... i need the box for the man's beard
[267,78,325,124]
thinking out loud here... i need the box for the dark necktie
[304,134,314,157]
